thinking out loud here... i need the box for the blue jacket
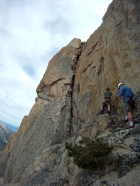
[118,86,134,100]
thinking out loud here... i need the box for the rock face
[0,122,13,151]
[0,0,140,185]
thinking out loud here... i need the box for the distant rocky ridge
[0,0,140,185]
[0,122,13,151]
[0,121,18,132]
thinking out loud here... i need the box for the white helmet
[118,83,123,88]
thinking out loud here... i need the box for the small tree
[65,138,114,171]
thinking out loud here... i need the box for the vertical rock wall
[73,0,140,132]
[0,38,83,183]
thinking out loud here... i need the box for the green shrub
[65,138,114,171]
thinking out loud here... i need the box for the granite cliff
[0,0,140,185]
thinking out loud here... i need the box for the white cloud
[0,0,112,127]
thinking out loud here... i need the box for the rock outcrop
[0,0,140,185]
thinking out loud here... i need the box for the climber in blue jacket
[116,83,135,129]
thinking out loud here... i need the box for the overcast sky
[0,0,112,127]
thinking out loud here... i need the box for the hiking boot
[124,119,128,122]
[126,125,133,129]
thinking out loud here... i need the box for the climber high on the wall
[100,87,113,115]
[68,88,72,97]
[115,83,135,129]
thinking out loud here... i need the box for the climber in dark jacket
[100,87,113,115]
[68,88,72,97]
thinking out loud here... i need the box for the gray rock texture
[0,0,140,185]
